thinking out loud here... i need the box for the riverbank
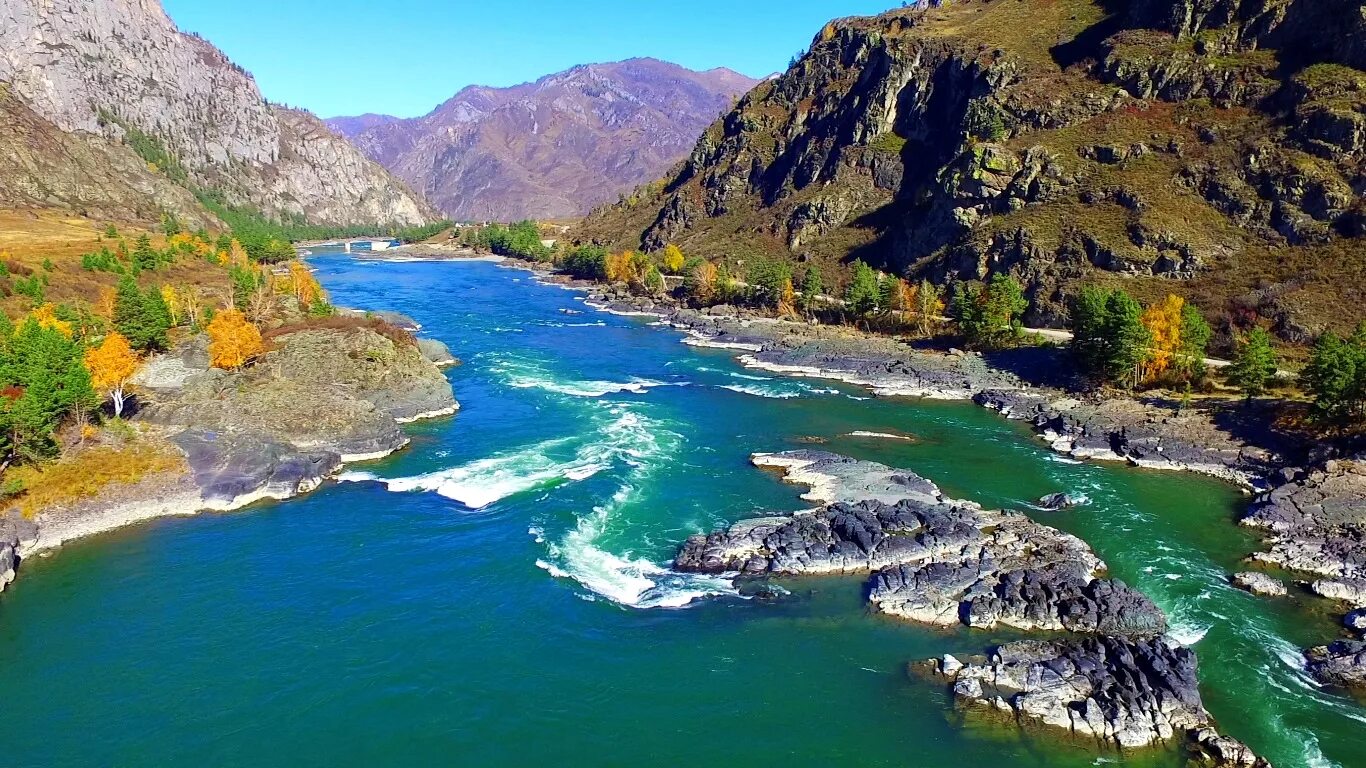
[539,273,1366,704]
[0,318,459,587]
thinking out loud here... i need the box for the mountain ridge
[328,58,759,221]
[0,0,437,227]
[573,0,1366,347]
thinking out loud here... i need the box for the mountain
[574,0,1365,345]
[328,59,759,221]
[0,0,436,227]
[0,82,217,229]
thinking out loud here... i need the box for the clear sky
[161,0,896,119]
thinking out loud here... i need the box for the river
[0,255,1362,767]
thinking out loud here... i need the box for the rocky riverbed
[9,321,457,577]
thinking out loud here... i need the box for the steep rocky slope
[0,84,216,228]
[0,0,436,226]
[575,0,1365,342]
[329,59,757,221]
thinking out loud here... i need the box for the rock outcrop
[0,512,37,593]
[330,59,757,221]
[1237,458,1366,688]
[1231,571,1287,597]
[28,325,457,556]
[0,0,435,226]
[1305,640,1366,690]
[1241,459,1366,593]
[923,636,1207,749]
[676,451,1164,635]
[0,83,215,227]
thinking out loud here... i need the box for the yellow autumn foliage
[661,244,685,274]
[28,303,73,338]
[207,307,263,370]
[1141,294,1184,383]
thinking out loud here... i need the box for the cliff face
[329,59,758,221]
[575,0,1365,341]
[0,0,436,226]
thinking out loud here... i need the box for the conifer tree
[1227,328,1279,400]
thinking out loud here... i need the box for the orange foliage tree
[1140,294,1184,383]
[84,331,139,417]
[207,308,263,371]
[776,277,797,318]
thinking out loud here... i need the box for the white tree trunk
[111,386,125,418]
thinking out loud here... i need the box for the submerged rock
[676,451,1164,636]
[925,636,1207,750]
[1037,492,1081,510]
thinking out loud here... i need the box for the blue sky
[161,0,896,119]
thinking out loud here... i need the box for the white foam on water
[1167,622,1209,646]
[340,436,607,509]
[492,356,668,398]
[719,383,801,399]
[1046,454,1084,465]
[542,484,739,609]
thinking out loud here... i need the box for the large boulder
[1305,640,1366,689]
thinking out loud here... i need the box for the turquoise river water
[1,255,1364,767]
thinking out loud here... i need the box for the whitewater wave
[539,484,739,608]
[338,436,605,509]
[719,383,802,399]
[492,356,670,398]
[341,405,667,509]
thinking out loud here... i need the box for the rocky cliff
[329,59,758,221]
[574,0,1365,341]
[0,0,436,226]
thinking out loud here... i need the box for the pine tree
[799,267,823,316]
[1227,328,1279,400]
[1175,302,1212,381]
[845,261,880,318]
[132,234,158,272]
[1101,290,1150,389]
[113,277,170,351]
[1068,286,1111,375]
[1303,324,1366,420]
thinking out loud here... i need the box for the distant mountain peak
[332,59,759,222]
